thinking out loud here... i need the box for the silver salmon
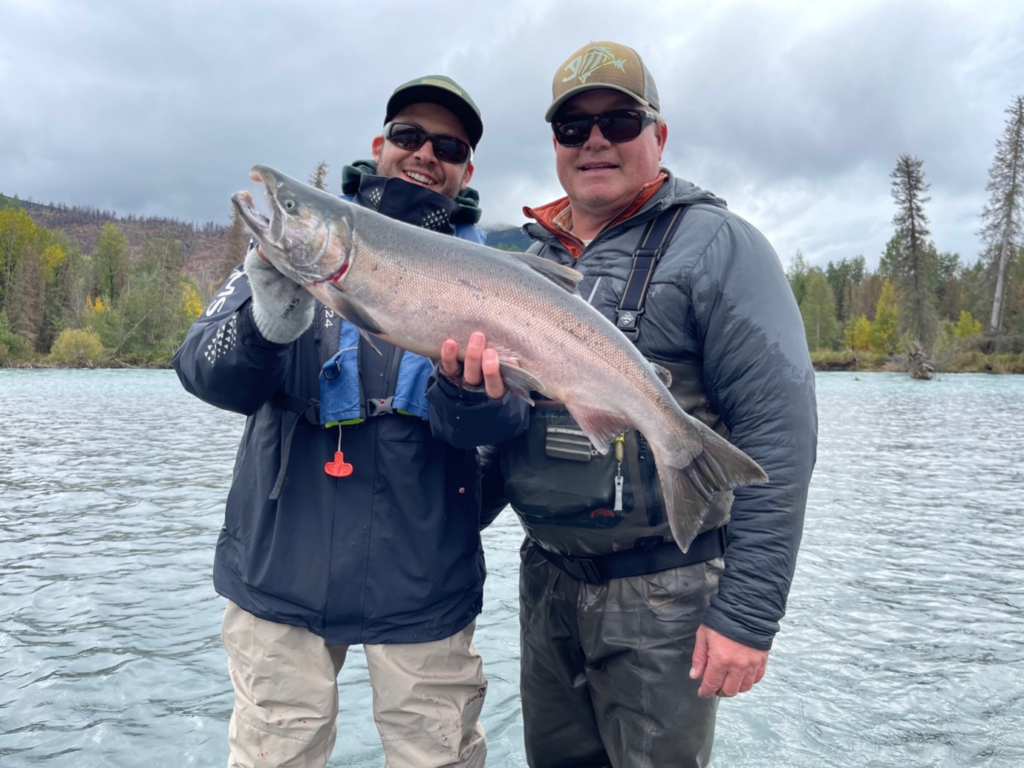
[232,165,767,552]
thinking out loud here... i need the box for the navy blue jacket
[172,182,528,645]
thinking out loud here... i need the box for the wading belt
[615,205,688,339]
[533,526,726,585]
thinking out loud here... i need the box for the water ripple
[1,370,1022,766]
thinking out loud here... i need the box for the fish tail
[649,427,767,553]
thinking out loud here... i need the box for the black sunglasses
[383,122,472,164]
[552,109,658,147]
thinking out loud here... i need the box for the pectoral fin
[499,362,544,405]
[563,403,632,455]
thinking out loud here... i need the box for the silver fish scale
[344,214,674,438]
[249,168,765,553]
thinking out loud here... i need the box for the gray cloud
[1,0,1021,269]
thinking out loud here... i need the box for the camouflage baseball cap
[385,75,483,149]
[545,41,660,122]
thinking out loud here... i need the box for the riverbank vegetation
[1,97,1022,371]
[0,204,208,368]
[793,95,1024,374]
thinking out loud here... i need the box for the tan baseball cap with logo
[545,41,660,122]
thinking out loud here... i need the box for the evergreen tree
[37,241,68,352]
[1003,245,1024,334]
[786,250,810,306]
[826,255,865,324]
[0,207,38,315]
[309,160,330,190]
[890,154,937,347]
[8,245,44,351]
[58,244,90,333]
[845,314,873,352]
[931,250,962,321]
[878,234,903,281]
[116,237,185,357]
[800,270,840,352]
[978,95,1024,331]
[92,222,129,305]
[849,272,883,322]
[957,257,996,330]
[221,207,249,282]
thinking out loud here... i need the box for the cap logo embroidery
[562,45,626,85]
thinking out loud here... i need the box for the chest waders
[523,205,729,583]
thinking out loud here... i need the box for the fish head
[231,164,352,286]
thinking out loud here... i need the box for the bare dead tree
[309,160,330,191]
[890,154,937,347]
[979,95,1024,331]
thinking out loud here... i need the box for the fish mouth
[231,190,272,241]
[232,165,288,247]
[232,164,352,285]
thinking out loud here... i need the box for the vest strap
[616,205,688,339]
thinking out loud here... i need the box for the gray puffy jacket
[512,171,818,650]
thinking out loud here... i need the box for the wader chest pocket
[545,426,594,461]
[502,403,633,528]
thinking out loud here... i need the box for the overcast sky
[2,0,1022,269]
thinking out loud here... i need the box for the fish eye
[284,199,297,211]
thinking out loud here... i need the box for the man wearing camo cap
[479,41,817,765]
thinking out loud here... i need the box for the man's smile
[403,168,439,186]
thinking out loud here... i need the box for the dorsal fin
[503,250,583,294]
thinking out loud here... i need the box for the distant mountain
[2,193,537,285]
[1,193,229,285]
[484,225,532,251]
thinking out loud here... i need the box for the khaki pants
[221,601,487,768]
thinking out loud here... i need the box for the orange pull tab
[324,451,353,478]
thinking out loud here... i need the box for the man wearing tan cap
[473,41,818,765]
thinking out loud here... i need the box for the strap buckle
[616,307,644,337]
[366,396,395,417]
[633,535,662,571]
[559,554,604,585]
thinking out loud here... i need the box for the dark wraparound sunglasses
[383,122,472,164]
[552,109,658,147]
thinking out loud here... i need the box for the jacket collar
[352,174,460,236]
[341,159,483,224]
[523,172,669,259]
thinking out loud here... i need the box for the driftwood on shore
[908,343,935,380]
[812,353,859,371]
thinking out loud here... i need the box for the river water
[1,370,1022,767]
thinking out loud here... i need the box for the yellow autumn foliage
[40,244,67,281]
[50,328,106,365]
[953,310,982,339]
[182,282,203,321]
